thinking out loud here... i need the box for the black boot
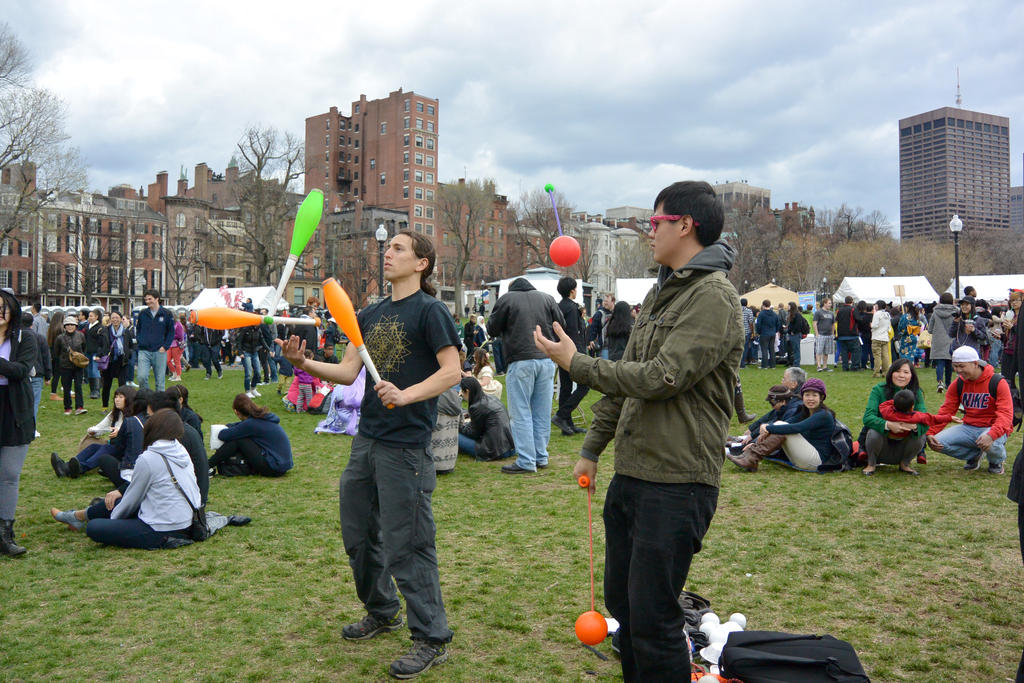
[89,377,100,399]
[0,519,27,556]
[734,385,757,424]
[50,452,70,478]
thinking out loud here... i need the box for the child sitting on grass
[878,389,959,438]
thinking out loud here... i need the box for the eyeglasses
[648,214,700,234]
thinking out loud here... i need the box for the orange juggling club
[189,308,320,331]
[322,278,390,408]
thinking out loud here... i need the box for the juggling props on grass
[189,308,320,331]
[322,277,392,409]
[574,474,609,646]
[266,188,325,314]
[544,183,581,268]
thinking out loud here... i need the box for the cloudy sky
[6,0,1023,235]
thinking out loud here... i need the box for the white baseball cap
[951,346,980,363]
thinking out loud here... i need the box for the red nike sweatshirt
[929,364,1013,439]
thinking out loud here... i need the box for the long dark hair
[0,289,23,343]
[233,392,269,418]
[884,358,920,400]
[460,376,484,405]
[606,301,634,337]
[111,385,137,424]
[397,230,437,297]
[142,408,184,448]
[167,384,193,412]
[47,309,65,347]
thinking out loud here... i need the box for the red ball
[549,235,581,268]
[574,610,608,645]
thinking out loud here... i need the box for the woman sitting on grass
[50,408,200,550]
[469,348,502,399]
[457,377,514,461]
[861,359,934,476]
[166,384,202,433]
[746,378,837,472]
[93,390,149,489]
[50,385,137,479]
[208,393,293,477]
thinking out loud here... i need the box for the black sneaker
[50,452,69,478]
[342,612,403,641]
[389,639,449,679]
[551,415,575,436]
[988,463,1005,475]
[963,455,982,471]
[67,457,81,478]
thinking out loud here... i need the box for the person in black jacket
[258,311,278,385]
[20,311,50,432]
[83,308,110,399]
[54,317,87,414]
[785,302,809,367]
[604,301,634,362]
[552,277,589,436]
[193,323,223,380]
[237,325,262,396]
[0,290,38,556]
[835,296,861,371]
[100,310,133,409]
[487,277,565,473]
[458,377,514,461]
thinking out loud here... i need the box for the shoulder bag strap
[157,453,199,513]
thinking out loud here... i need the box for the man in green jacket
[535,181,743,682]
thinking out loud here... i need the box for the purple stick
[546,190,564,236]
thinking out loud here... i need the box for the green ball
[263,315,274,325]
[544,183,554,193]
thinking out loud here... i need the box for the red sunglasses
[648,215,699,234]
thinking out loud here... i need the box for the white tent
[492,268,584,308]
[832,276,940,305]
[616,278,657,306]
[186,287,289,312]
[944,274,1024,302]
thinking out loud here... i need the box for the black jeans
[97,454,128,489]
[209,438,283,477]
[100,356,127,408]
[603,474,718,682]
[838,337,861,370]
[85,500,189,549]
[339,434,452,643]
[197,344,222,377]
[555,366,589,421]
[59,366,83,410]
[758,334,775,368]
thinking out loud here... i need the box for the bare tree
[510,188,573,268]
[437,178,493,312]
[0,24,87,238]
[228,125,304,285]
[611,232,655,278]
[163,219,208,305]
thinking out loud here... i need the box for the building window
[403,170,409,181]
[380,122,387,134]
[134,241,145,259]
[426,224,433,235]
[425,207,434,218]
[415,223,422,232]
[426,138,434,150]
[354,155,359,163]
[403,187,409,199]
[370,158,376,169]
[416,118,423,129]
[66,266,77,290]
[403,134,409,146]
[415,205,423,217]
[404,100,410,112]
[0,270,9,288]
[426,156,434,168]
[326,118,330,130]
[415,136,423,148]
[18,239,29,257]
[426,173,434,184]
[415,170,423,182]
[415,153,424,165]
[427,105,434,115]
[427,122,434,133]
[403,117,410,129]
[176,213,185,228]
[426,190,434,200]
[354,104,359,114]
[87,236,99,259]
[380,173,386,185]
[403,152,409,163]
[354,139,359,148]
[416,102,423,113]
[415,187,424,199]
[45,232,57,251]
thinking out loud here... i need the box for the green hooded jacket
[570,241,744,486]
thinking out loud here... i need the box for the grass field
[1,361,1022,681]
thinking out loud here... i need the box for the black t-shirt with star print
[356,290,461,447]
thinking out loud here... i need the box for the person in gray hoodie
[486,277,565,473]
[50,409,199,549]
[928,292,958,393]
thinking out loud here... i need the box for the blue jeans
[86,358,99,380]
[85,503,188,549]
[136,349,167,392]
[934,359,952,386]
[740,336,756,368]
[30,376,43,421]
[242,351,260,390]
[786,334,801,366]
[936,423,1007,466]
[505,358,556,471]
[838,337,860,370]
[76,443,114,472]
[458,433,477,457]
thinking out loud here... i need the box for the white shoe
[246,391,255,398]
[34,430,41,438]
[252,389,261,397]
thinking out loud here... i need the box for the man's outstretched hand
[533,322,576,370]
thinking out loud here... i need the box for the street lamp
[949,214,963,299]
[879,266,886,277]
[375,223,388,300]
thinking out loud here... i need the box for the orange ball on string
[575,610,608,645]
[550,235,580,268]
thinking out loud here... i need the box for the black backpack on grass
[720,631,870,682]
